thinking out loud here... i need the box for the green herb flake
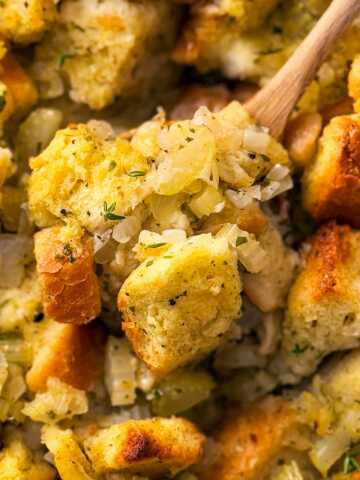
[59,53,75,67]
[146,260,154,267]
[343,454,360,474]
[127,170,145,177]
[103,201,125,221]
[145,243,166,249]
[292,344,309,355]
[236,236,248,246]
[108,160,116,171]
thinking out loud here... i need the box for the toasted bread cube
[349,55,360,113]
[42,425,97,480]
[28,124,150,232]
[118,234,241,376]
[32,0,177,109]
[0,54,38,114]
[26,320,105,392]
[0,438,55,480]
[83,417,204,477]
[0,0,56,45]
[302,114,360,227]
[34,226,101,324]
[199,396,297,480]
[282,223,360,377]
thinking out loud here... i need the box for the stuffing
[242,222,298,312]
[0,0,57,44]
[0,148,14,202]
[302,114,360,228]
[42,425,97,480]
[118,234,241,376]
[284,112,323,169]
[83,417,204,477]
[0,53,38,117]
[349,54,360,112]
[26,320,105,392]
[31,0,178,109]
[282,223,360,377]
[199,396,298,480]
[28,123,152,233]
[0,436,55,480]
[174,0,359,111]
[34,226,101,324]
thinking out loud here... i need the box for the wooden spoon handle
[245,0,360,139]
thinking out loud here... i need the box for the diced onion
[93,229,115,264]
[225,189,253,209]
[0,352,8,395]
[215,342,267,370]
[0,234,33,288]
[273,461,304,480]
[243,127,270,154]
[105,336,137,407]
[87,120,114,141]
[266,164,290,181]
[310,428,350,476]
[112,216,141,244]
[188,185,224,218]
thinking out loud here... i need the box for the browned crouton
[26,320,105,392]
[283,223,360,377]
[349,54,360,112]
[199,396,297,480]
[284,112,322,169]
[0,53,38,115]
[83,417,204,478]
[34,226,101,324]
[302,114,360,227]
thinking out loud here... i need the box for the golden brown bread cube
[118,234,241,377]
[302,114,360,227]
[0,0,56,44]
[199,396,297,480]
[83,417,204,477]
[26,320,105,392]
[283,223,360,377]
[34,226,101,324]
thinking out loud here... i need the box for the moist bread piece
[0,0,56,44]
[302,114,360,227]
[0,437,55,480]
[283,223,360,377]
[83,417,204,477]
[34,226,101,324]
[28,123,150,233]
[26,320,105,392]
[118,234,241,376]
[199,396,297,480]
[32,0,177,109]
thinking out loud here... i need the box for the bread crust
[26,321,105,392]
[199,397,297,480]
[303,115,360,227]
[34,226,101,324]
[83,417,205,477]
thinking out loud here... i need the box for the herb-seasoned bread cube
[28,124,150,233]
[199,396,297,480]
[302,115,360,227]
[118,234,241,376]
[26,320,105,392]
[42,425,97,480]
[0,0,56,44]
[282,223,360,377]
[83,417,204,477]
[0,437,55,480]
[32,0,177,109]
[34,226,101,324]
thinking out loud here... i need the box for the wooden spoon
[245,0,360,139]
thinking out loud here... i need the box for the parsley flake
[344,454,360,474]
[145,243,166,249]
[127,170,145,177]
[236,236,248,246]
[59,53,75,67]
[103,201,125,221]
[0,94,6,113]
[292,344,309,355]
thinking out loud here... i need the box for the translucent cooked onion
[87,120,114,140]
[112,216,141,244]
[266,164,290,181]
[188,185,224,218]
[0,234,33,288]
[243,127,270,154]
[105,336,137,407]
[93,229,115,264]
[258,312,281,355]
[273,461,304,480]
[215,342,267,370]
[0,352,8,395]
[310,429,350,476]
[225,189,252,208]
